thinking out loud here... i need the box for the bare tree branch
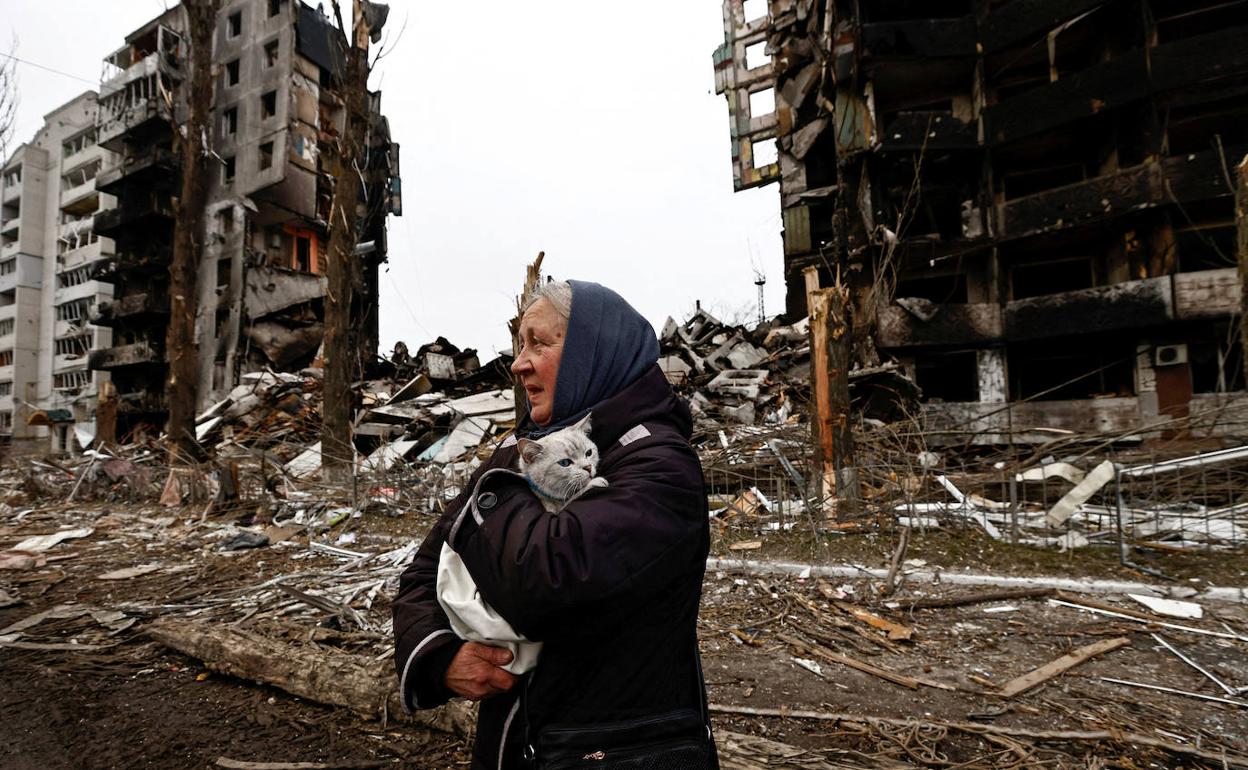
[0,36,20,161]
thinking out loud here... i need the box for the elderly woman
[392,281,717,769]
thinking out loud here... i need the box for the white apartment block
[0,92,115,453]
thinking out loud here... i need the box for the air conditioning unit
[1154,344,1188,367]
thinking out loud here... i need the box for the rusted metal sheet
[782,205,812,256]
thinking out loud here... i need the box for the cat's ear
[517,438,543,464]
[572,413,593,436]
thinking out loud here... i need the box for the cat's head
[517,414,599,500]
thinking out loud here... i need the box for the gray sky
[3,1,783,359]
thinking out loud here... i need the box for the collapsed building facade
[715,0,1248,444]
[90,0,400,438]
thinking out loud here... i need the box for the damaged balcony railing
[1113,446,1248,573]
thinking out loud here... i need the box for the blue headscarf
[527,280,659,436]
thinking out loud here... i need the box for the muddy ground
[2,500,1246,768]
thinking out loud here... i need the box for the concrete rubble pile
[658,307,919,437]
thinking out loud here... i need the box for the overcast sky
[3,1,783,359]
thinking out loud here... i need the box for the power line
[0,52,96,86]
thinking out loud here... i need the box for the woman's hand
[445,642,518,700]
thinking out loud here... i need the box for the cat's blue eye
[557,459,573,467]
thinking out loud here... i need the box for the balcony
[877,271,1241,350]
[1174,268,1241,320]
[2,184,18,203]
[98,30,183,151]
[89,341,162,371]
[96,148,177,195]
[101,250,172,279]
[1004,277,1172,341]
[922,398,1148,446]
[117,390,168,416]
[93,192,174,239]
[54,355,93,375]
[54,319,89,340]
[0,217,17,234]
[58,239,112,271]
[89,260,116,284]
[62,142,102,172]
[100,31,182,99]
[97,89,172,151]
[60,185,100,218]
[55,280,102,305]
[90,289,169,326]
[878,303,1002,348]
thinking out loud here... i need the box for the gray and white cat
[517,413,608,511]
[435,413,608,674]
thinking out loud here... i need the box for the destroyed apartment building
[88,0,400,440]
[0,94,114,454]
[714,0,1248,444]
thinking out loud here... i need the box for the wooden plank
[832,602,914,641]
[998,637,1130,697]
[907,587,1055,610]
[777,633,954,691]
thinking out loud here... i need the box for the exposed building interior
[714,0,1248,443]
[88,0,401,440]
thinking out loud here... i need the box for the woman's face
[512,298,566,426]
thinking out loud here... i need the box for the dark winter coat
[392,365,712,769]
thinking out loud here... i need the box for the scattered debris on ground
[2,306,1246,767]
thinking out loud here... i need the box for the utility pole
[165,0,219,464]
[321,0,382,484]
[754,270,766,327]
